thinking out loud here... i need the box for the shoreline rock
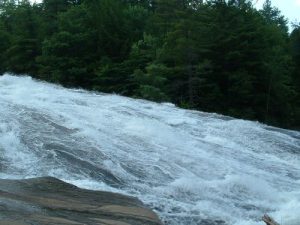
[0,177,162,225]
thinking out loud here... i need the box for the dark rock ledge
[0,177,163,225]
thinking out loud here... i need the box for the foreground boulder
[0,177,162,225]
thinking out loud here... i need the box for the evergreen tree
[0,0,298,128]
[290,26,300,127]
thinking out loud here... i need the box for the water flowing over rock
[0,75,299,225]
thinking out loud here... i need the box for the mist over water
[0,74,299,225]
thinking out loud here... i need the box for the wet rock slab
[0,177,162,225]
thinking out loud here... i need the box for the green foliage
[0,0,298,128]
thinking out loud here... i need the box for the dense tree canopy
[0,0,299,128]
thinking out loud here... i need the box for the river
[0,74,299,225]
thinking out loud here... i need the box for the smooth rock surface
[0,177,162,225]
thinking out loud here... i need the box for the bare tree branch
[262,214,280,225]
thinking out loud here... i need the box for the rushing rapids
[0,74,299,225]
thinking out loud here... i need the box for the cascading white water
[0,74,299,225]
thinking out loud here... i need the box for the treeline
[0,0,299,128]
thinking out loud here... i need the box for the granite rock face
[0,177,162,225]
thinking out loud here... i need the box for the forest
[0,0,299,129]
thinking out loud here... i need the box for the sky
[255,0,300,26]
[30,0,299,26]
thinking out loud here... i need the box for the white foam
[0,74,299,225]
